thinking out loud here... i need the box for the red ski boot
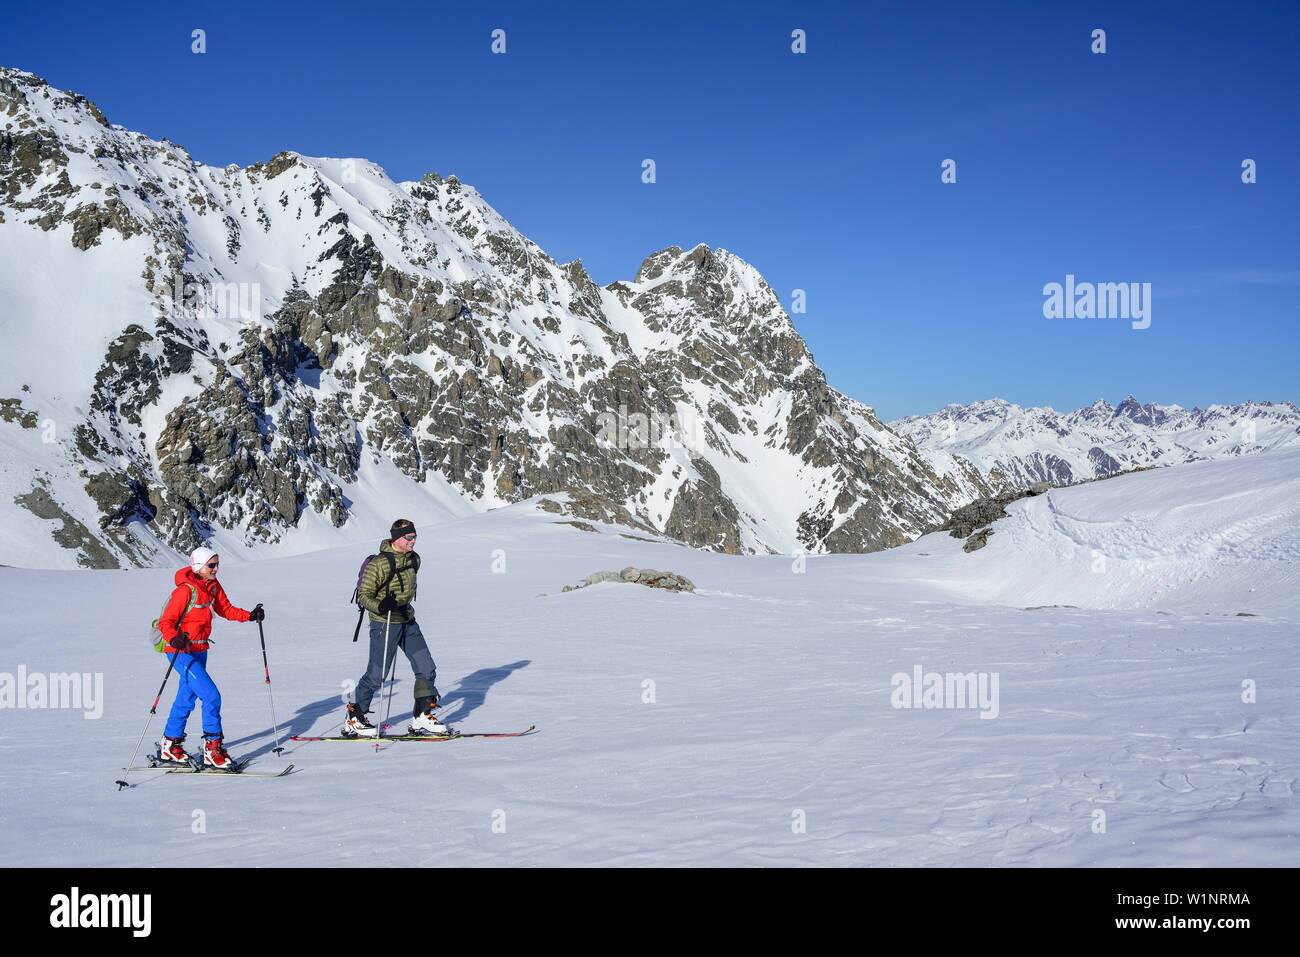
[202,735,237,770]
[157,734,190,765]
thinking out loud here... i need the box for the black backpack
[351,551,420,641]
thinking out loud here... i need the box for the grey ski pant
[352,618,438,715]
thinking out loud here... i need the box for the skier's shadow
[226,692,351,758]
[438,660,531,725]
[227,660,529,757]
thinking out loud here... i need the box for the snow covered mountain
[890,395,1300,491]
[0,66,992,569]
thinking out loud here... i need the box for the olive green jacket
[358,539,419,623]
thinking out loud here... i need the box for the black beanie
[390,519,416,541]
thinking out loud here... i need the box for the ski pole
[376,609,393,741]
[254,607,283,756]
[115,639,185,790]
[380,619,403,737]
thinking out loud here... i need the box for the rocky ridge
[0,66,992,568]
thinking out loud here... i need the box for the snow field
[0,450,1296,866]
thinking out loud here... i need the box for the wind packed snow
[0,450,1296,866]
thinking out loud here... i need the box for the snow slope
[883,446,1300,616]
[0,451,1295,866]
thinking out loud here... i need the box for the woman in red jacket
[156,547,264,768]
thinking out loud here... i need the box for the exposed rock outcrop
[561,566,697,593]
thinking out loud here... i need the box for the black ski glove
[377,594,399,615]
[249,604,264,622]
[172,632,189,653]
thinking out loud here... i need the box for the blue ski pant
[163,651,223,739]
[352,618,438,715]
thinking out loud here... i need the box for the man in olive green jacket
[344,519,445,737]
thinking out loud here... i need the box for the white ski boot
[342,702,378,738]
[408,698,449,736]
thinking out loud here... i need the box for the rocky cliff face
[0,66,991,568]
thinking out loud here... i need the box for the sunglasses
[400,534,417,541]
[205,560,220,568]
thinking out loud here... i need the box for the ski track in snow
[1,451,1298,866]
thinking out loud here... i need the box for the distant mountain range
[3,66,1292,570]
[890,396,1300,490]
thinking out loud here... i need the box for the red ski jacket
[158,567,251,654]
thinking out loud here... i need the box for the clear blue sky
[3,0,1297,420]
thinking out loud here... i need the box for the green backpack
[150,583,208,652]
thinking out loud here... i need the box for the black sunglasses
[205,560,220,568]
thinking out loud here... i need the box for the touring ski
[424,727,536,739]
[199,763,294,777]
[291,724,536,742]
[121,755,294,777]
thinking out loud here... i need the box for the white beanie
[189,546,218,572]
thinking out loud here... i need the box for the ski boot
[408,695,450,736]
[202,735,237,770]
[342,702,378,738]
[156,734,191,766]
